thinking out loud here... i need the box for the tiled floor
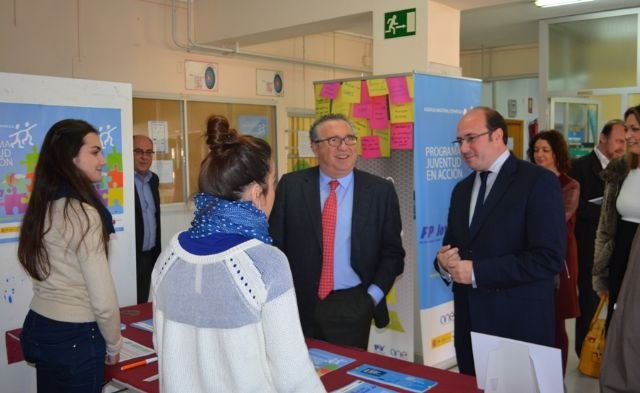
[565,318,600,393]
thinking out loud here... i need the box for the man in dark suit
[133,135,161,304]
[435,107,566,376]
[568,119,626,356]
[269,113,405,350]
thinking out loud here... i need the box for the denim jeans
[21,310,106,393]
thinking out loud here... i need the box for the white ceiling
[454,0,640,50]
[340,0,640,51]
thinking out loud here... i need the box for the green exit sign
[384,8,416,39]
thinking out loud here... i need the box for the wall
[0,0,368,246]
[460,44,539,80]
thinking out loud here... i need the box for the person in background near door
[269,113,405,350]
[528,130,580,377]
[597,105,640,393]
[435,107,566,376]
[18,119,122,393]
[133,135,161,304]
[593,106,640,331]
[568,119,626,357]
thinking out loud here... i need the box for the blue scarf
[188,193,272,244]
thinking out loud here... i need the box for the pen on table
[120,356,158,371]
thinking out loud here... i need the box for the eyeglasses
[452,131,491,146]
[314,135,358,147]
[133,148,155,157]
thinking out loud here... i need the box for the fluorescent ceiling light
[535,0,594,7]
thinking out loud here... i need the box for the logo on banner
[439,311,454,325]
[419,223,447,242]
[431,332,453,349]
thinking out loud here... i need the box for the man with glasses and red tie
[133,135,161,304]
[435,107,566,376]
[270,113,405,349]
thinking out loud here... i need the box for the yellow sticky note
[339,80,361,104]
[406,75,414,99]
[373,129,391,157]
[315,84,330,118]
[352,118,370,156]
[390,101,414,123]
[367,78,389,97]
[331,99,351,117]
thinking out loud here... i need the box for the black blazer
[435,154,566,372]
[134,172,161,262]
[569,151,604,226]
[269,167,405,333]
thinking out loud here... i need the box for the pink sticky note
[386,77,412,105]
[360,135,381,159]
[369,96,389,130]
[352,103,371,119]
[360,80,371,104]
[391,123,414,150]
[320,82,341,99]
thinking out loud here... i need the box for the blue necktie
[471,171,490,226]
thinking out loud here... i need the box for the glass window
[185,101,276,198]
[132,98,185,204]
[549,14,637,91]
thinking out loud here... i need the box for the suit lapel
[301,168,323,247]
[459,173,474,226]
[469,154,517,239]
[588,151,603,181]
[351,170,371,240]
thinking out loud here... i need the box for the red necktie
[319,180,338,300]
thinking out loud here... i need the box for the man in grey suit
[269,113,405,350]
[569,119,626,356]
[436,107,566,375]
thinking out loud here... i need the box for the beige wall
[0,0,369,173]
[460,44,539,80]
[0,0,541,172]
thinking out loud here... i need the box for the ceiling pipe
[171,0,372,75]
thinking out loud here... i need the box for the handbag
[579,294,608,378]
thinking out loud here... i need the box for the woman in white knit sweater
[18,119,122,393]
[151,115,325,393]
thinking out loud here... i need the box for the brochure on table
[347,364,437,392]
[309,348,356,376]
[130,318,154,333]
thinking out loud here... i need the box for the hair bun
[206,115,239,151]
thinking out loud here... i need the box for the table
[6,303,481,392]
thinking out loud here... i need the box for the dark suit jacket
[436,154,566,373]
[134,171,161,262]
[269,167,405,333]
[568,151,604,271]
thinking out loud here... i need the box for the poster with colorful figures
[0,102,124,243]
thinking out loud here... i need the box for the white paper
[147,120,168,153]
[485,340,539,393]
[589,196,603,205]
[118,337,155,362]
[297,130,315,158]
[151,160,174,184]
[471,331,562,393]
